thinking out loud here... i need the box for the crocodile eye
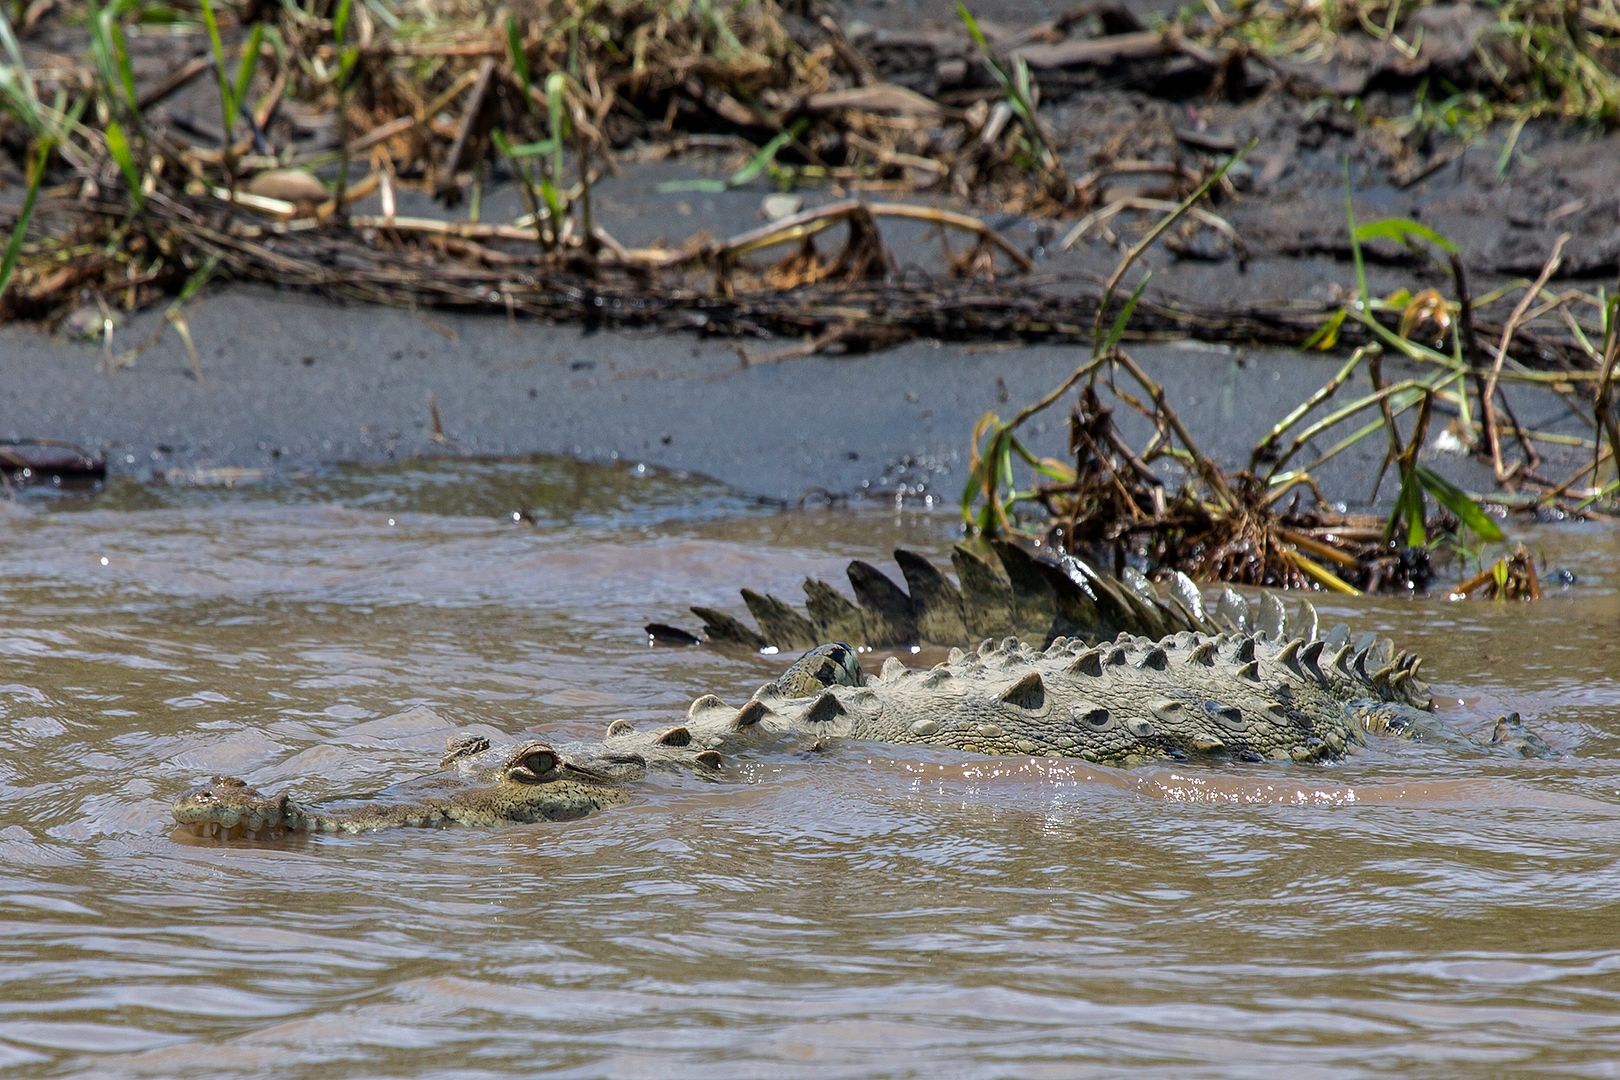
[505,743,559,784]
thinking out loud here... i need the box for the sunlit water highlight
[2,457,1619,1077]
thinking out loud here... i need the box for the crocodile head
[172,734,653,839]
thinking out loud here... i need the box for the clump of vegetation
[1192,0,1620,127]
[963,145,1620,596]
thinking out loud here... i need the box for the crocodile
[645,541,1224,653]
[174,581,1548,837]
[173,731,714,839]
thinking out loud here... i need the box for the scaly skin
[177,590,1550,837]
[630,631,1437,767]
[172,734,676,839]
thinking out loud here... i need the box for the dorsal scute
[686,694,726,720]
[802,690,847,725]
[1067,649,1104,677]
[732,700,769,729]
[998,670,1047,711]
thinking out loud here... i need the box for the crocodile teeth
[1135,646,1169,671]
[731,700,768,729]
[1067,649,1104,677]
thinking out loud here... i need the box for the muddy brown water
[3,457,1619,1078]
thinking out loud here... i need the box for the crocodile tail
[650,543,1269,651]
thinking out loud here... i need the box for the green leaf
[337,45,359,88]
[539,174,563,222]
[506,15,531,94]
[197,0,232,126]
[108,18,139,116]
[0,140,47,302]
[1352,216,1460,255]
[104,121,143,205]
[500,138,558,159]
[1099,272,1149,357]
[1415,466,1506,542]
[231,22,264,120]
[1302,307,1347,351]
[544,71,568,183]
[174,255,219,304]
[332,0,353,49]
[655,120,807,194]
[1386,468,1426,547]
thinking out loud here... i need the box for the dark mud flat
[1,282,1594,504]
[3,0,1620,511]
[6,1,1616,506]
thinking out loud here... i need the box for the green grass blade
[1352,216,1459,256]
[332,0,353,51]
[104,121,143,205]
[545,71,568,185]
[1415,466,1506,542]
[1301,307,1347,351]
[197,0,232,126]
[108,18,139,116]
[506,15,531,94]
[1100,273,1150,356]
[0,141,46,303]
[231,22,264,119]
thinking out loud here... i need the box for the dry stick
[1539,443,1613,502]
[671,199,1035,273]
[1110,348,1235,508]
[1090,137,1255,347]
[1594,315,1620,492]
[1483,233,1568,482]
[1448,252,1484,452]
[136,55,213,110]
